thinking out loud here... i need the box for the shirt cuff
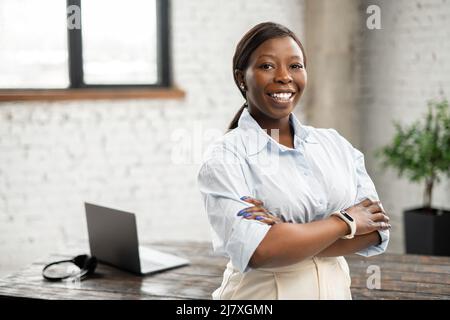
[225,218,271,273]
[355,229,390,257]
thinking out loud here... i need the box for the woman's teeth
[269,93,294,101]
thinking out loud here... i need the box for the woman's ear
[234,69,245,90]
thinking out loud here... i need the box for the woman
[197,22,390,300]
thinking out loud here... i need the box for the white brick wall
[0,0,305,277]
[358,0,450,253]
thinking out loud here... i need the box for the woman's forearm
[249,215,350,269]
[316,231,381,257]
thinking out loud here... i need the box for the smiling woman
[230,24,306,125]
[234,36,306,148]
[197,22,391,300]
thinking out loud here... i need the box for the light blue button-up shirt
[197,108,389,273]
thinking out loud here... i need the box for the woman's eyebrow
[257,54,303,60]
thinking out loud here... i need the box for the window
[0,0,69,88]
[0,0,171,90]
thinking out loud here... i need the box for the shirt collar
[237,107,317,156]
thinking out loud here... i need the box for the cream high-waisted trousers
[212,256,352,300]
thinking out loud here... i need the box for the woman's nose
[274,68,292,84]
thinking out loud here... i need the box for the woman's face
[241,36,307,120]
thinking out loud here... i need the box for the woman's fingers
[378,201,386,213]
[240,211,267,220]
[238,197,281,225]
[240,196,264,206]
[256,216,279,225]
[251,213,281,225]
[367,201,384,214]
[240,206,268,215]
[358,198,373,207]
[376,221,392,230]
[237,210,281,225]
[371,213,390,223]
[237,206,267,216]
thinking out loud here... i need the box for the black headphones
[42,254,97,281]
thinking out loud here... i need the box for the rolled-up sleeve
[352,147,390,257]
[197,148,271,273]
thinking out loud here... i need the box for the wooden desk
[0,241,449,300]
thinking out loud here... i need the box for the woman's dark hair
[228,22,307,130]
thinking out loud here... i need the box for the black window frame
[67,0,171,89]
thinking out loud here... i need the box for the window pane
[0,0,69,88]
[81,0,158,85]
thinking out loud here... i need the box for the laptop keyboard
[141,258,164,270]
[140,252,164,269]
[138,246,189,272]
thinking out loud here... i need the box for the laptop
[84,202,190,275]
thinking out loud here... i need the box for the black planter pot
[404,207,450,256]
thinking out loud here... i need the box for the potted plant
[376,99,450,256]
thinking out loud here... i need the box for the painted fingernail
[237,209,247,216]
[243,213,252,218]
[240,196,249,200]
[255,216,265,220]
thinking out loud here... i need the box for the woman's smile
[266,89,296,108]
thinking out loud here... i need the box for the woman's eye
[260,63,274,70]
[291,63,304,69]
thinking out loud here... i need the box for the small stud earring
[240,83,245,90]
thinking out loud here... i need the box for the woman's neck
[249,109,293,136]
[247,107,294,147]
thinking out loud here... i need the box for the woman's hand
[345,198,391,235]
[236,196,391,234]
[237,196,282,225]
